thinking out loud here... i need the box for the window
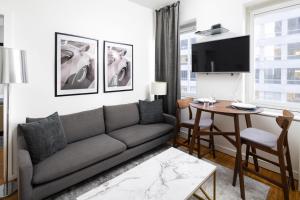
[180,39,188,50]
[274,46,281,60]
[181,86,188,93]
[264,68,281,84]
[287,68,300,84]
[180,21,197,97]
[288,43,300,60]
[181,70,188,80]
[190,86,197,94]
[251,4,300,109]
[287,93,300,103]
[264,91,281,101]
[261,45,281,61]
[190,72,196,81]
[275,21,282,36]
[288,17,300,34]
[255,69,260,83]
[260,21,282,38]
[181,55,188,65]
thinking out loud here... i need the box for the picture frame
[103,41,133,93]
[55,32,99,97]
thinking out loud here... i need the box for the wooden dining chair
[233,110,295,200]
[174,97,216,158]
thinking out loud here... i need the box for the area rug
[48,145,269,200]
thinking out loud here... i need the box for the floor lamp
[0,47,27,197]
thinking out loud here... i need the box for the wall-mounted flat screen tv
[192,36,250,73]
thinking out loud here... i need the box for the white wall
[180,0,299,180]
[0,0,154,179]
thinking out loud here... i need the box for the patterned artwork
[103,41,133,92]
[55,32,98,96]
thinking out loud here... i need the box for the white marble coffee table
[77,147,217,200]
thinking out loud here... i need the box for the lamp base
[0,181,17,198]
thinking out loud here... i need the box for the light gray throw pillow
[19,112,67,164]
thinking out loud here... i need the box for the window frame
[247,0,300,111]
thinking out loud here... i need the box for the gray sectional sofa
[17,103,176,200]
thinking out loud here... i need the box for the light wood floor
[1,141,300,200]
[0,148,17,200]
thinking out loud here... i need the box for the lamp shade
[151,81,167,95]
[0,47,28,84]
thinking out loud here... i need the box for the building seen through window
[180,27,197,97]
[253,5,300,106]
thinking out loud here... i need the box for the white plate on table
[231,102,256,110]
[196,98,217,103]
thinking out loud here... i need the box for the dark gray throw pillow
[139,99,164,124]
[19,112,67,164]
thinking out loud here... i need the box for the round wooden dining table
[189,100,263,200]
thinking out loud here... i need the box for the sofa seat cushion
[32,134,126,185]
[109,123,173,148]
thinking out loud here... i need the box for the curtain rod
[155,1,180,12]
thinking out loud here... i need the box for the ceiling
[129,0,270,9]
[129,0,177,9]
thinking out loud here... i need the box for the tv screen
[192,36,250,73]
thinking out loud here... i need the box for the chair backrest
[176,97,193,124]
[276,110,294,148]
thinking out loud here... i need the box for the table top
[190,100,263,115]
[77,148,216,200]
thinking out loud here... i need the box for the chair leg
[197,135,201,158]
[209,126,213,149]
[251,146,259,172]
[187,128,191,145]
[173,126,180,147]
[285,143,295,190]
[278,150,290,200]
[245,144,250,167]
[232,152,239,186]
[210,134,216,158]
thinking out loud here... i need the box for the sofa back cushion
[104,103,139,132]
[27,108,105,143]
[60,108,105,143]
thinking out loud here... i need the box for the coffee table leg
[193,171,216,200]
[234,114,245,200]
[213,171,216,200]
[189,109,201,155]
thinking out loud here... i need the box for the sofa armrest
[18,149,33,200]
[163,113,176,127]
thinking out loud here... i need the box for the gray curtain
[155,1,180,116]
